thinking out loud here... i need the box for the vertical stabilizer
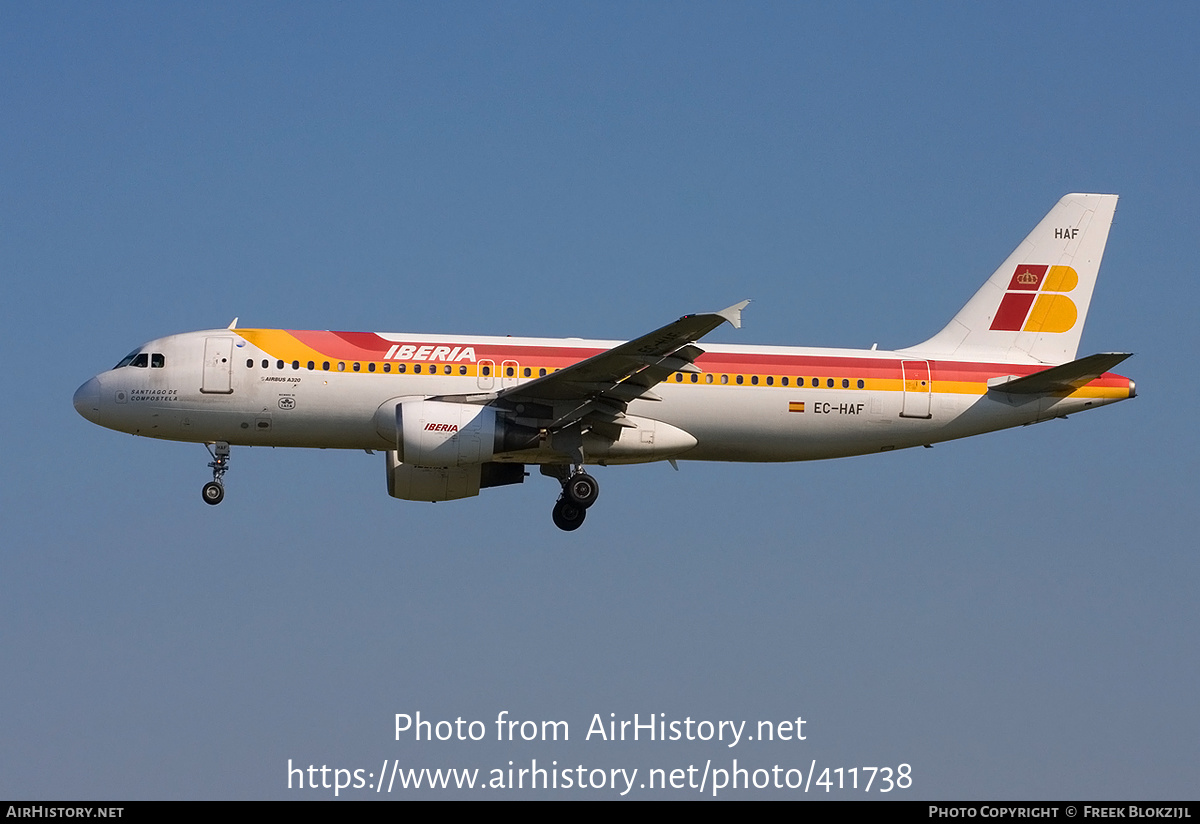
[903,193,1118,364]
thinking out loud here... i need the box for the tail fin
[903,193,1118,364]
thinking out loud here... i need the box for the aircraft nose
[73,377,101,422]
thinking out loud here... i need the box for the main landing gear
[201,442,230,506]
[550,468,599,532]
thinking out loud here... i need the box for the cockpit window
[114,349,165,368]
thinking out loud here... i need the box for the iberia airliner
[74,194,1135,530]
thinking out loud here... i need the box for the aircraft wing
[492,301,749,433]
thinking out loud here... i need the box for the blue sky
[2,3,1196,799]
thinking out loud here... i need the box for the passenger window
[398,364,406,373]
[459,365,467,375]
[246,359,254,368]
[414,364,422,374]
[151,353,165,368]
[827,378,835,388]
[277,360,284,369]
[675,373,683,382]
[766,376,773,386]
[781,377,788,386]
[706,374,713,384]
[690,373,698,383]
[506,366,515,377]
[481,365,491,377]
[368,363,375,373]
[353,362,361,372]
[857,380,864,389]
[307,361,315,370]
[524,367,532,377]
[751,376,759,385]
[262,359,269,369]
[384,364,391,373]
[322,362,330,371]
[736,375,744,385]
[721,374,729,384]
[337,362,346,372]
[292,360,300,370]
[539,368,546,377]
[842,379,849,388]
[444,365,452,375]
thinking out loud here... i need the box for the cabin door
[201,337,234,394]
[899,360,932,419]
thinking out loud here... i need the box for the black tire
[564,473,599,509]
[552,498,586,531]
[202,481,225,506]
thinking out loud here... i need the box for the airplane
[74,193,1135,531]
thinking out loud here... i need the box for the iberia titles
[383,345,477,362]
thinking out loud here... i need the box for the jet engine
[384,452,525,502]
[377,398,530,502]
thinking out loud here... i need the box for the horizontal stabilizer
[987,353,1131,395]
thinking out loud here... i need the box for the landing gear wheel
[202,481,225,505]
[564,472,599,509]
[202,442,231,506]
[552,498,586,531]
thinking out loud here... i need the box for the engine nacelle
[384,453,526,502]
[375,398,541,467]
[380,399,498,467]
[376,399,529,502]
[386,453,482,501]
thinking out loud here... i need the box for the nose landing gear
[202,442,230,506]
[550,467,599,531]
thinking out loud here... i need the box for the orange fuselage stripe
[233,329,1133,400]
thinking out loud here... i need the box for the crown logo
[1016,270,1038,285]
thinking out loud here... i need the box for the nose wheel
[551,468,599,531]
[202,481,225,505]
[202,442,230,506]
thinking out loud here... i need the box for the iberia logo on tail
[989,265,1079,333]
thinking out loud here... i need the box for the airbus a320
[74,194,1135,530]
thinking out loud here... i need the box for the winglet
[227,317,239,330]
[716,300,751,329]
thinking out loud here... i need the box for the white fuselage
[70,195,1136,527]
[73,328,1131,465]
